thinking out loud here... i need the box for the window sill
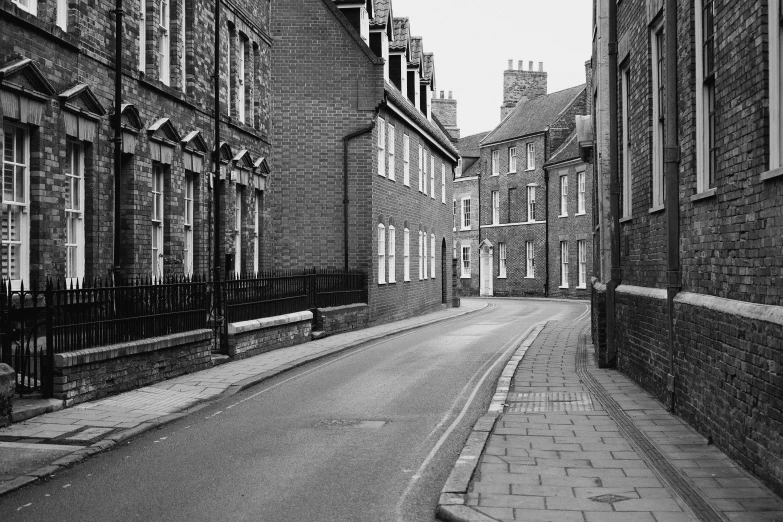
[388,280,397,284]
[575,211,586,216]
[460,227,472,232]
[461,275,471,279]
[690,188,716,202]
[620,215,633,223]
[559,285,569,289]
[497,276,507,279]
[648,204,665,214]
[388,177,396,182]
[525,276,535,279]
[761,167,783,181]
[378,282,386,286]
[526,168,535,172]
[577,284,587,289]
[491,173,499,177]
[558,214,569,218]
[508,171,517,175]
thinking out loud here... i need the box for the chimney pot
[539,61,544,72]
[518,60,524,71]
[529,61,533,71]
[448,90,453,99]
[508,59,513,70]
[440,90,444,98]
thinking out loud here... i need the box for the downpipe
[342,122,376,272]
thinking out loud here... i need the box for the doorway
[479,240,493,297]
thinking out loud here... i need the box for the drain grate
[506,391,594,412]
[589,494,631,504]
[312,419,387,429]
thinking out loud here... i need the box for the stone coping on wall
[317,303,367,313]
[227,311,314,335]
[53,329,212,368]
[615,283,667,300]
[676,291,783,327]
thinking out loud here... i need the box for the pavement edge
[436,322,547,522]
[0,302,489,499]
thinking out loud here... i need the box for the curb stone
[436,322,548,522]
[0,302,489,498]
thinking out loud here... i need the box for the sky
[389,0,594,139]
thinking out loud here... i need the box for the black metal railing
[0,269,367,397]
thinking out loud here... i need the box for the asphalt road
[0,298,587,522]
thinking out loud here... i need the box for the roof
[410,37,423,65]
[458,132,490,158]
[384,81,459,160]
[546,131,580,166]
[422,53,434,82]
[481,85,586,146]
[370,0,390,28]
[390,18,410,51]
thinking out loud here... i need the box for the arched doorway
[441,238,447,304]
[479,239,493,297]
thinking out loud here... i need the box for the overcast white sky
[389,0,594,139]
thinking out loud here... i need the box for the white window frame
[456,158,462,178]
[525,241,535,278]
[526,143,535,170]
[378,224,386,284]
[430,233,435,279]
[57,0,67,29]
[461,246,471,278]
[621,66,632,218]
[560,241,569,288]
[651,21,665,208]
[12,0,37,16]
[441,163,446,204]
[139,0,146,72]
[430,155,435,198]
[378,118,386,177]
[508,146,516,173]
[418,144,423,191]
[179,0,185,91]
[491,149,499,175]
[388,123,395,180]
[527,185,536,222]
[234,186,242,276]
[491,190,500,224]
[403,134,410,186]
[65,141,85,284]
[423,231,428,279]
[577,240,587,288]
[461,197,471,230]
[403,228,410,281]
[423,149,428,195]
[695,0,716,192]
[157,0,171,85]
[418,230,423,280]
[771,0,783,173]
[253,190,260,274]
[577,171,586,214]
[237,36,246,124]
[560,174,568,216]
[498,242,507,278]
[184,172,194,276]
[452,199,457,231]
[152,164,165,279]
[388,225,396,283]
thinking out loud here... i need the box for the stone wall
[0,363,14,427]
[53,330,212,406]
[227,311,312,360]
[315,304,369,335]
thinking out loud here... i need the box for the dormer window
[336,2,371,45]
[360,6,369,44]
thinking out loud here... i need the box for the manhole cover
[589,494,631,504]
[506,392,594,412]
[312,419,387,429]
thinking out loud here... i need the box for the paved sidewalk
[440,317,783,522]
[0,300,487,496]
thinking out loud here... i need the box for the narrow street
[0,299,586,521]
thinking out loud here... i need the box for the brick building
[453,131,485,296]
[591,0,783,496]
[0,0,272,287]
[476,60,592,298]
[270,0,459,325]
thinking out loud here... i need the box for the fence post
[0,281,8,367]
[43,280,54,399]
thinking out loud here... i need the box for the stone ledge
[317,303,367,313]
[616,283,667,300]
[53,329,212,368]
[228,311,313,335]
[675,291,783,327]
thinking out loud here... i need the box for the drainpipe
[478,157,483,295]
[544,131,549,297]
[112,0,123,282]
[342,122,376,272]
[213,0,223,351]
[664,0,680,411]
[604,0,621,368]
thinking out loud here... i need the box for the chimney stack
[501,58,548,121]
[508,59,513,70]
[431,88,460,141]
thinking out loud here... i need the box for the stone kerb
[227,311,313,360]
[0,363,14,427]
[52,330,213,406]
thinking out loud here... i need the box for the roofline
[385,95,459,162]
[544,157,583,169]
[320,0,384,66]
[481,131,545,149]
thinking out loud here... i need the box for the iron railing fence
[0,270,367,397]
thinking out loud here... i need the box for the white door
[480,249,493,296]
